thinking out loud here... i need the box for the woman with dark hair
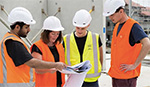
[30,16,66,87]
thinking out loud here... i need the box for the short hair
[115,7,124,13]
[41,30,63,44]
[10,22,26,30]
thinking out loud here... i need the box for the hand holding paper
[59,60,91,87]
[60,60,91,74]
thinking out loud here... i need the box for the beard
[18,30,28,38]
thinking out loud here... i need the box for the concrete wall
[0,0,47,43]
[0,0,106,70]
[0,0,105,43]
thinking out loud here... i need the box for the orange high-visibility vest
[0,32,35,87]
[109,18,142,79]
[30,40,65,87]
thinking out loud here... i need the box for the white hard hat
[42,16,64,31]
[8,7,36,24]
[103,0,125,16]
[73,9,92,27]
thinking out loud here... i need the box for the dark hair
[115,7,124,13]
[10,22,26,30]
[41,30,63,44]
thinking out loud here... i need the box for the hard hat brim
[73,23,89,28]
[25,19,36,25]
[103,11,115,17]
[42,27,64,31]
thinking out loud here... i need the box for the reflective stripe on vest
[66,32,101,78]
[66,34,71,65]
[1,35,34,87]
[0,82,35,87]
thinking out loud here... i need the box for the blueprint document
[60,60,91,87]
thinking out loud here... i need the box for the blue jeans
[82,80,99,87]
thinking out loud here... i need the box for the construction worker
[0,7,66,87]
[63,9,103,87]
[30,16,65,87]
[103,0,150,87]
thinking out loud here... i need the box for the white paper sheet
[59,60,91,87]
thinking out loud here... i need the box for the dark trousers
[112,77,138,87]
[82,80,99,87]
